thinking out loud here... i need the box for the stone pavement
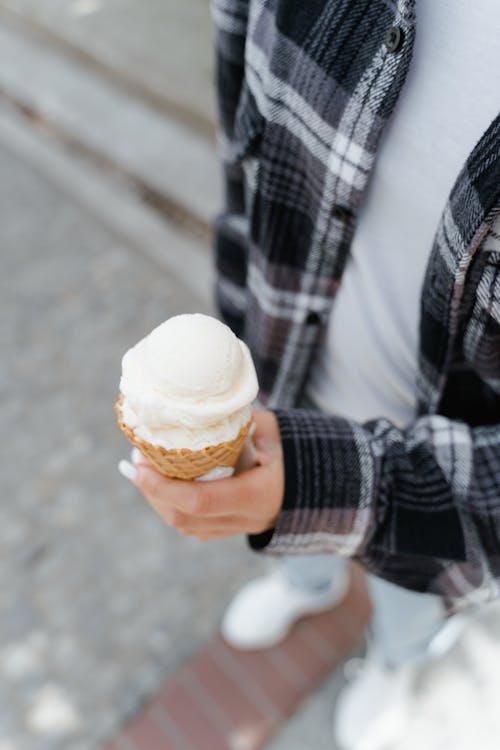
[0,119,266,750]
[0,20,221,229]
[0,0,215,134]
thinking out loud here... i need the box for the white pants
[285,555,446,667]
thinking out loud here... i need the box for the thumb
[234,436,258,474]
[251,410,283,466]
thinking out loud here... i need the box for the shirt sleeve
[211,1,250,338]
[249,407,500,608]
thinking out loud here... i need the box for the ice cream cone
[116,314,258,480]
[115,395,252,480]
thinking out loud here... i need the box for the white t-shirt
[306,0,500,428]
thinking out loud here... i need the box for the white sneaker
[333,654,415,750]
[220,568,349,650]
[333,612,471,750]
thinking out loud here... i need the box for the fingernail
[118,460,138,482]
[131,448,143,464]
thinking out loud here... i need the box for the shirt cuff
[248,407,376,557]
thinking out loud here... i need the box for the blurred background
[3,2,500,749]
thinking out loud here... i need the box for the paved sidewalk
[0,0,215,133]
[0,20,221,229]
[0,126,265,750]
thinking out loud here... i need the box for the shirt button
[331,204,350,222]
[385,25,404,53]
[305,311,321,325]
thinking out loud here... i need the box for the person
[119,1,500,748]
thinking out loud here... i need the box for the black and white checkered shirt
[211,0,500,610]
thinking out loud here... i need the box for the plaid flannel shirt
[211,0,500,610]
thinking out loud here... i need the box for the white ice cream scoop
[118,313,258,451]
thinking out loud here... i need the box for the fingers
[116,408,285,539]
[124,461,239,517]
[118,456,240,516]
[131,447,153,467]
[234,437,258,474]
[118,458,273,525]
[128,459,265,517]
[116,449,153,480]
[251,410,283,466]
[118,463,266,536]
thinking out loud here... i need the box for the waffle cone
[115,395,251,480]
